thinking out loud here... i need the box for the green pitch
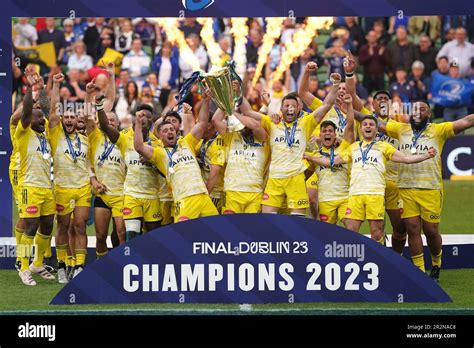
[4,181,474,314]
[0,268,473,314]
[10,181,474,236]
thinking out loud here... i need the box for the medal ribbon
[65,132,81,162]
[284,121,298,148]
[359,140,377,166]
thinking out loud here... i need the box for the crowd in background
[12,16,474,123]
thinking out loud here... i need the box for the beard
[410,117,429,131]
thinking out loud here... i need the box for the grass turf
[0,268,473,314]
[9,180,474,236]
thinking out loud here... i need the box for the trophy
[200,62,245,132]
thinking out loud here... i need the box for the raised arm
[452,114,474,135]
[212,108,228,135]
[343,51,364,112]
[96,94,120,143]
[36,76,50,118]
[342,94,355,143]
[133,111,154,161]
[84,80,97,134]
[103,62,116,113]
[311,73,341,124]
[11,104,24,126]
[391,147,437,163]
[21,67,38,129]
[235,112,267,142]
[239,96,263,121]
[48,73,64,129]
[190,93,210,140]
[298,61,319,107]
[180,102,195,136]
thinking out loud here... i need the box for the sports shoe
[66,266,74,281]
[29,264,55,280]
[14,260,21,271]
[19,270,37,286]
[57,263,68,284]
[43,257,57,274]
[72,266,84,279]
[429,266,440,282]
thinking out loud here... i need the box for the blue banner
[441,136,474,178]
[50,215,451,304]
[431,73,474,108]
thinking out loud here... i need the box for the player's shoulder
[120,127,132,136]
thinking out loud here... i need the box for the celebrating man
[49,73,91,281]
[377,102,474,280]
[133,94,218,222]
[306,115,437,243]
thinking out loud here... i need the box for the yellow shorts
[55,185,92,216]
[306,172,318,190]
[223,191,262,214]
[319,199,348,224]
[123,195,162,222]
[160,200,173,225]
[18,186,56,218]
[385,180,401,211]
[399,188,443,223]
[174,193,219,223]
[345,194,385,221]
[262,173,309,209]
[9,169,19,205]
[96,193,123,217]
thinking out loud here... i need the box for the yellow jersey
[154,138,174,201]
[311,140,351,202]
[341,140,396,196]
[195,133,226,199]
[9,116,20,172]
[374,115,399,181]
[222,132,270,193]
[88,127,126,196]
[386,121,454,190]
[15,121,52,188]
[49,123,90,188]
[115,128,161,199]
[261,113,317,179]
[151,133,207,202]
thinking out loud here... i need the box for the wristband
[259,105,268,114]
[345,72,354,78]
[95,102,104,111]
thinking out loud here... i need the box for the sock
[32,232,49,268]
[43,235,52,258]
[411,253,425,272]
[15,227,24,262]
[56,244,68,264]
[75,249,87,267]
[19,234,34,272]
[431,250,442,268]
[96,250,108,259]
[376,236,385,245]
[71,257,77,268]
[66,255,73,267]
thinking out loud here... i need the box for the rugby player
[378,102,474,280]
[213,110,269,214]
[49,73,91,281]
[84,79,126,258]
[306,115,437,243]
[16,70,55,285]
[304,93,355,226]
[344,52,408,253]
[134,93,219,222]
[196,115,226,211]
[96,94,162,239]
[241,73,343,216]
